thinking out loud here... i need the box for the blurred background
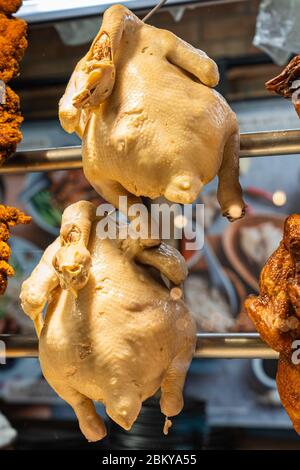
[1,0,300,450]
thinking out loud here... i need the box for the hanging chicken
[20,201,196,441]
[245,214,300,434]
[0,0,27,164]
[59,4,245,226]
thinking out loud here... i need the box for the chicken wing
[245,214,300,433]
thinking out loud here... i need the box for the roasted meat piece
[245,214,300,433]
[0,0,23,15]
[0,3,27,164]
[266,55,300,117]
[0,86,23,164]
[0,12,27,83]
[0,205,31,295]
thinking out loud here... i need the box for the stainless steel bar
[195,333,278,359]
[0,333,278,359]
[0,146,83,174]
[240,129,300,158]
[1,129,300,175]
[0,334,38,359]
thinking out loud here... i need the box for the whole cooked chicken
[20,201,196,441]
[59,4,245,223]
[245,214,300,433]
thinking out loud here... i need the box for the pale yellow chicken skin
[20,201,196,442]
[59,4,245,222]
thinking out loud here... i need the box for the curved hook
[143,0,168,22]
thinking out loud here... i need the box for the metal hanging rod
[143,0,168,22]
[194,333,278,359]
[240,129,300,158]
[1,129,300,175]
[0,333,278,359]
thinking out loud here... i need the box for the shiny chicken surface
[20,201,196,441]
[60,5,245,223]
[245,214,300,433]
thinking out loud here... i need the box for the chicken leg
[90,179,160,248]
[217,131,245,220]
[42,375,107,442]
[166,35,219,88]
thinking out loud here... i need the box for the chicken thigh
[245,214,300,433]
[20,201,196,441]
[59,4,245,223]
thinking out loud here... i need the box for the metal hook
[143,0,168,22]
